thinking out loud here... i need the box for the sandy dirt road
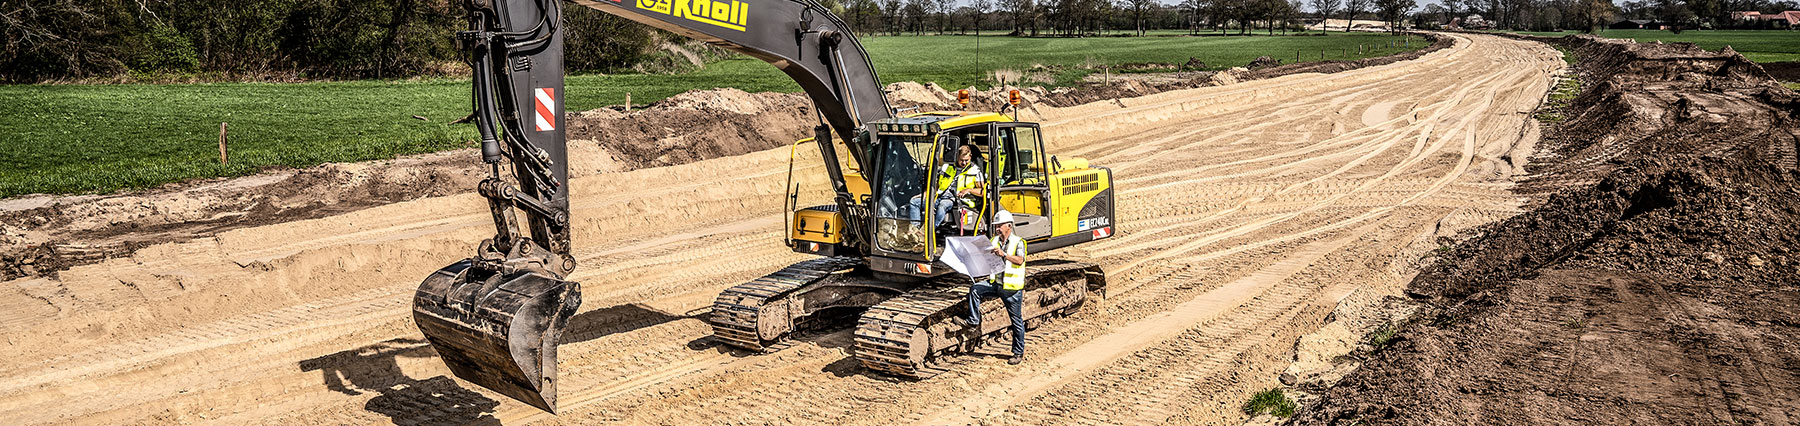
[0,33,1560,425]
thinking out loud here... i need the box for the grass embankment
[1501,29,1800,63]
[1,32,1422,197]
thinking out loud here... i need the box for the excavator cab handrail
[783,136,815,247]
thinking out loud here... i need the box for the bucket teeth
[413,260,581,413]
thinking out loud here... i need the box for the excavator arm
[410,0,892,413]
[569,0,891,154]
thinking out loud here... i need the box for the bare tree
[1129,0,1156,34]
[971,0,992,33]
[935,0,954,34]
[903,0,927,34]
[1003,0,1042,35]
[1374,0,1415,32]
[1343,0,1369,30]
[883,0,904,35]
[1570,0,1616,32]
[1311,0,1340,33]
[1180,0,1209,33]
[845,0,881,35]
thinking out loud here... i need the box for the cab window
[996,126,1046,186]
[872,134,933,254]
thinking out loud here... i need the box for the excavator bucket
[412,260,581,413]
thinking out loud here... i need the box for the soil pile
[567,88,815,168]
[0,89,811,282]
[1294,35,1800,425]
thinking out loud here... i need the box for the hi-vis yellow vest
[992,235,1026,291]
[936,164,982,204]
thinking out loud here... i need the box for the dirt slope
[1294,36,1800,425]
[0,33,1561,425]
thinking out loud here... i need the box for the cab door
[992,123,1052,242]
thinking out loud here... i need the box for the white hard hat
[992,210,1015,225]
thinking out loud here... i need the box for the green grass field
[0,32,1421,197]
[1502,29,1800,63]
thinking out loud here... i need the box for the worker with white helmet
[952,209,1029,365]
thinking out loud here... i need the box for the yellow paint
[933,112,1015,129]
[636,0,747,31]
[999,190,1044,216]
[791,208,844,244]
[1046,161,1109,237]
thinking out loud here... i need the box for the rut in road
[0,33,1561,425]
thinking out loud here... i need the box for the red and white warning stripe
[533,88,556,131]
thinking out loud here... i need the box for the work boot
[1008,355,1024,365]
[948,317,975,329]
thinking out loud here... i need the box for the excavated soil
[0,89,806,283]
[1294,35,1800,425]
[0,33,1565,425]
[1761,61,1800,83]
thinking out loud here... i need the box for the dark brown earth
[1293,35,1800,426]
[1762,61,1800,83]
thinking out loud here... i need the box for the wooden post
[218,122,228,165]
[625,92,632,112]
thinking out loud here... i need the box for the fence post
[218,122,228,166]
[625,92,632,112]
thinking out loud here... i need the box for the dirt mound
[884,81,959,109]
[1295,34,1800,425]
[1248,55,1283,69]
[568,88,814,168]
[0,89,808,282]
[0,151,490,280]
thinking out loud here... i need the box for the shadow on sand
[298,302,693,423]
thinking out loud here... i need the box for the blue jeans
[966,280,1025,357]
[907,191,960,225]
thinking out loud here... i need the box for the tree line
[1409,0,1799,32]
[11,0,1774,83]
[0,0,654,83]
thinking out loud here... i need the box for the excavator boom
[568,0,891,153]
[412,0,895,413]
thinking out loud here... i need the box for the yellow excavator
[411,0,1117,413]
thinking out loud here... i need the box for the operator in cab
[909,143,985,229]
[953,210,1029,365]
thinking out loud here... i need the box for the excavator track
[709,257,903,350]
[854,261,1104,378]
